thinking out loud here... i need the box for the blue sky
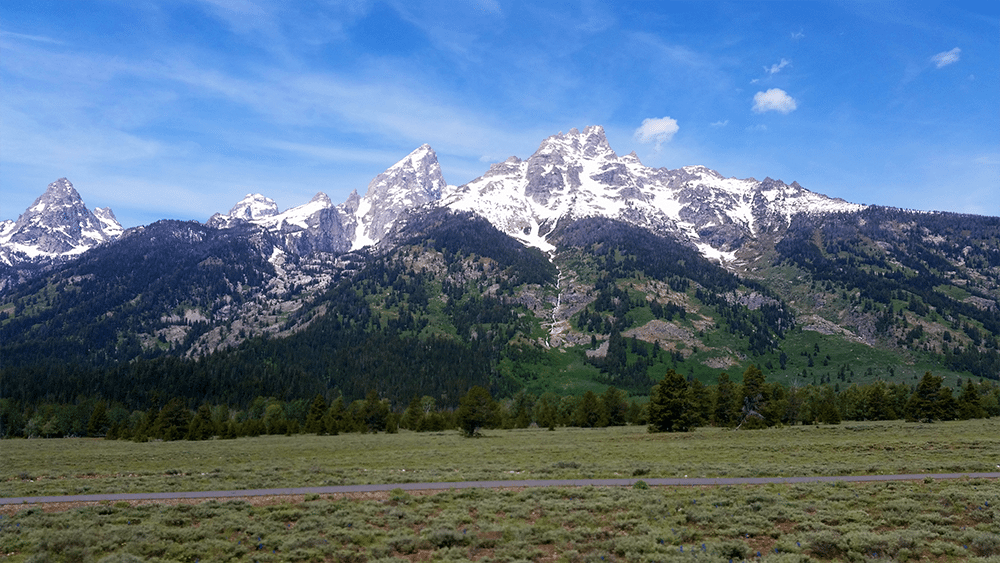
[2,1,997,228]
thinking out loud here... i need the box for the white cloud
[765,58,790,75]
[752,88,797,114]
[634,116,679,150]
[710,120,729,128]
[931,47,960,68]
[791,30,804,40]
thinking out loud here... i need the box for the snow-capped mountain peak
[0,178,122,267]
[351,143,448,250]
[228,194,279,221]
[440,126,866,260]
[204,125,865,264]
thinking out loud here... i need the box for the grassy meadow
[3,419,1000,562]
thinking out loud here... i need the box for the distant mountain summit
[442,125,865,258]
[206,125,864,261]
[208,144,447,254]
[0,178,122,268]
[2,125,865,280]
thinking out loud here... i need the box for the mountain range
[2,125,999,410]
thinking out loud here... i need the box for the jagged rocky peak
[309,192,333,206]
[93,207,123,238]
[227,193,279,221]
[536,125,616,160]
[340,189,361,215]
[0,178,123,265]
[352,143,448,249]
[366,144,445,203]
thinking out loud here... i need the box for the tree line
[3,365,996,440]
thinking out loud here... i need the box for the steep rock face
[212,192,352,256]
[350,144,446,249]
[440,126,865,260]
[210,145,446,255]
[0,178,122,266]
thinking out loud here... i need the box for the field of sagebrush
[3,419,1000,562]
[4,420,1000,498]
[2,479,999,562]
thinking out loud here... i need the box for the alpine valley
[3,126,1000,418]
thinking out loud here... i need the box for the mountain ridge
[3,126,999,411]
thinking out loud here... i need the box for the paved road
[3,472,999,506]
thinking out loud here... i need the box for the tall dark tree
[957,381,985,420]
[601,386,628,426]
[153,398,192,441]
[713,372,737,427]
[905,372,949,422]
[737,364,768,429]
[455,386,497,437]
[402,395,424,430]
[86,400,109,437]
[574,390,609,428]
[304,394,328,434]
[186,403,216,440]
[362,390,389,433]
[648,369,695,433]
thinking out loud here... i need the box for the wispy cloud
[710,120,729,128]
[790,30,805,40]
[634,117,679,150]
[0,30,66,45]
[930,47,960,69]
[752,88,797,114]
[765,58,790,75]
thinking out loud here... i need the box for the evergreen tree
[324,396,345,435]
[362,390,389,433]
[455,386,496,437]
[304,394,328,434]
[957,381,985,420]
[534,394,558,430]
[817,385,841,424]
[736,364,767,429]
[601,386,628,426]
[86,400,109,437]
[153,399,192,441]
[402,395,424,430]
[648,369,695,432]
[865,380,896,420]
[713,372,737,427]
[905,372,948,422]
[687,379,712,426]
[186,403,216,440]
[574,390,609,428]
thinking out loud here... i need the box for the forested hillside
[2,206,1000,439]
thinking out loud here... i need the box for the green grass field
[4,420,1000,498]
[3,420,1000,562]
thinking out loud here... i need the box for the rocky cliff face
[0,178,122,267]
[350,144,446,249]
[209,144,447,256]
[440,126,865,260]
